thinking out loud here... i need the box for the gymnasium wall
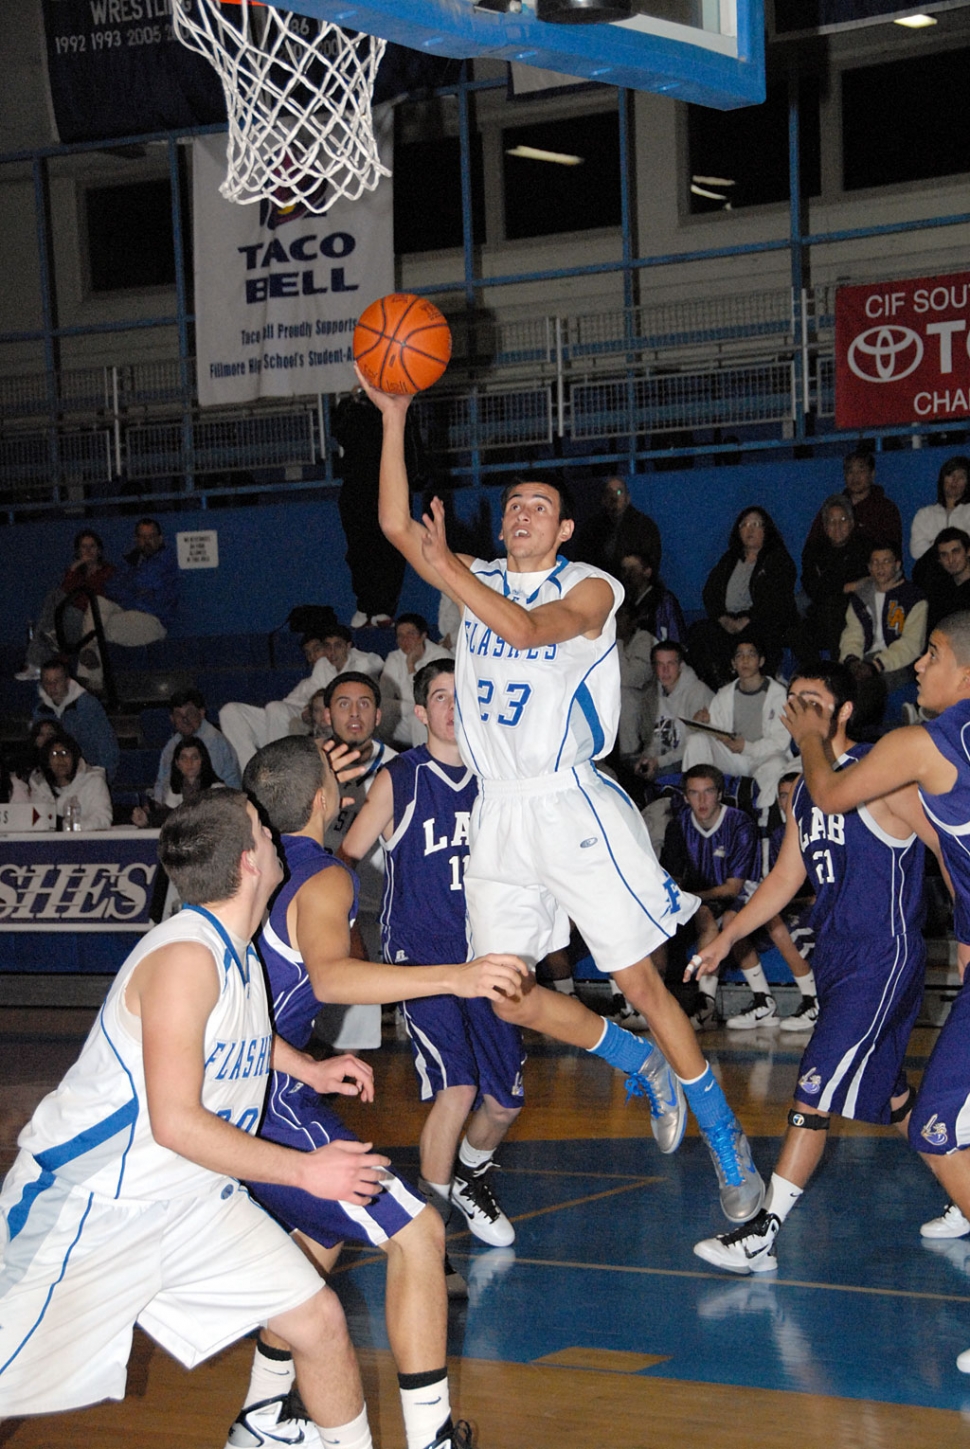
[0,446,948,644]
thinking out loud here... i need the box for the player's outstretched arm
[340,767,394,865]
[130,942,388,1202]
[272,1036,375,1103]
[785,695,954,812]
[685,809,808,980]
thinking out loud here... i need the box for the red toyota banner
[835,271,970,430]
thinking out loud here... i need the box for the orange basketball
[353,293,452,395]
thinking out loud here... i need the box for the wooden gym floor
[3,1007,970,1447]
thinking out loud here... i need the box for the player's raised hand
[418,495,456,577]
[454,953,529,1001]
[684,936,733,981]
[782,691,829,746]
[320,737,365,786]
[300,1139,391,1204]
[301,1052,376,1103]
[353,363,412,416]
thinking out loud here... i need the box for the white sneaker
[350,611,368,628]
[779,997,818,1033]
[694,1209,780,1275]
[226,1393,322,1447]
[958,1346,970,1374]
[690,996,719,1032]
[725,994,778,1030]
[920,1201,970,1239]
[14,665,40,681]
[451,1161,515,1246]
[607,995,649,1031]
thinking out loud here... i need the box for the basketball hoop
[171,0,390,213]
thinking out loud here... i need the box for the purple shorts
[402,995,526,1109]
[909,971,970,1155]
[793,933,923,1125]
[246,1072,426,1249]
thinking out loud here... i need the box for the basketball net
[171,0,390,213]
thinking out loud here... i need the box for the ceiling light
[691,183,728,200]
[506,145,584,165]
[692,175,735,187]
[893,13,937,25]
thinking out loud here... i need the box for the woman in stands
[132,735,223,827]
[688,506,797,689]
[28,731,113,831]
[910,455,970,593]
[16,530,115,681]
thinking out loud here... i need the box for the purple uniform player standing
[345,660,524,1249]
[690,663,943,1276]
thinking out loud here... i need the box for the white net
[172,0,390,213]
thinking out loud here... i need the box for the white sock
[424,1179,451,1203]
[795,969,817,999]
[698,974,718,999]
[458,1137,493,1172]
[552,977,575,994]
[244,1338,294,1406]
[319,1405,373,1449]
[741,962,772,997]
[765,1172,803,1223]
[400,1372,451,1449]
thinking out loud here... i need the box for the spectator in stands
[379,614,452,747]
[616,551,685,645]
[77,519,179,691]
[0,755,28,805]
[909,455,970,566]
[219,627,381,773]
[797,494,871,662]
[682,638,791,810]
[636,641,713,785]
[133,736,223,827]
[29,732,113,832]
[804,446,903,557]
[33,659,119,783]
[569,475,662,576]
[688,506,797,688]
[839,539,927,694]
[926,528,970,633]
[152,688,241,802]
[16,530,115,682]
[616,601,655,763]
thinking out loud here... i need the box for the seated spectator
[0,755,28,805]
[33,659,119,783]
[909,455,970,567]
[77,519,179,691]
[804,446,903,557]
[688,506,797,688]
[839,539,927,694]
[134,735,223,827]
[657,765,776,1031]
[28,732,113,831]
[220,626,383,772]
[16,530,115,681]
[569,475,662,576]
[682,639,791,810]
[797,495,871,663]
[925,528,970,634]
[379,614,453,747]
[636,641,713,785]
[617,551,685,645]
[616,607,655,763]
[152,688,241,802]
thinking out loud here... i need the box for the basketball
[353,293,452,395]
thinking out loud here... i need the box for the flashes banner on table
[192,131,394,406]
[0,832,167,932]
[835,271,970,430]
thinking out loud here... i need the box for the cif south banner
[835,271,970,431]
[192,131,394,406]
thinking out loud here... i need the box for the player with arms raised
[359,372,764,1224]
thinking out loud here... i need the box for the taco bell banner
[193,130,394,406]
[835,271,970,431]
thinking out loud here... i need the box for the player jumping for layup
[359,373,764,1224]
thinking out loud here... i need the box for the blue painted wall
[0,447,953,642]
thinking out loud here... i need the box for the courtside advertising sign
[0,833,164,931]
[193,133,394,406]
[835,271,970,430]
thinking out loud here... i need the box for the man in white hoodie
[681,638,791,810]
[636,641,713,783]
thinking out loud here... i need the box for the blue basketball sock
[589,1018,654,1076]
[680,1064,733,1132]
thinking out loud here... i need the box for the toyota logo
[847,325,924,383]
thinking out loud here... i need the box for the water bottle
[64,797,82,832]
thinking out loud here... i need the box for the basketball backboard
[276,0,766,108]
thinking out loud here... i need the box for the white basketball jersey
[455,556,623,781]
[18,907,272,1202]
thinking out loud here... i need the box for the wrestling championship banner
[192,131,394,406]
[835,270,970,430]
[0,831,167,932]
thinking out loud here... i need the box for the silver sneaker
[920,1201,970,1239]
[700,1117,765,1223]
[625,1046,687,1154]
[694,1209,780,1275]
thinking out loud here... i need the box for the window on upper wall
[686,76,821,213]
[86,178,176,292]
[393,134,486,253]
[842,47,970,190]
[502,110,621,241]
